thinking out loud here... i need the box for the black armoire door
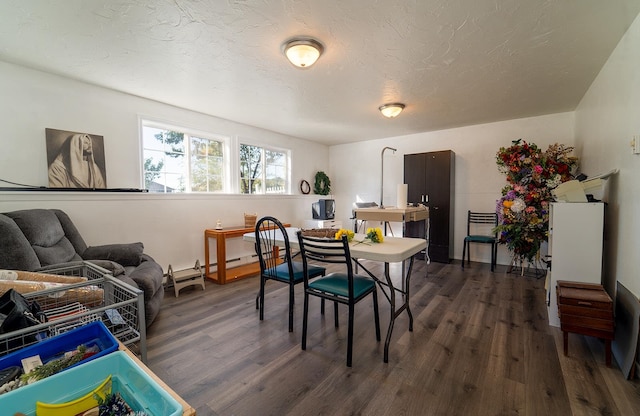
[404,150,455,263]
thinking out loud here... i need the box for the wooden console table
[204,224,289,284]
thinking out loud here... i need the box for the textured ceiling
[1,0,639,145]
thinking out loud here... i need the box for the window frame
[237,138,291,195]
[140,119,230,193]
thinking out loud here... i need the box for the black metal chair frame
[297,231,381,367]
[254,216,328,332]
[461,210,498,272]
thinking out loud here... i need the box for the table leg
[205,233,211,277]
[216,234,227,284]
[382,257,415,363]
[404,257,415,332]
[352,256,416,363]
[384,262,395,363]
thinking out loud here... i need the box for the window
[239,143,288,194]
[142,122,227,193]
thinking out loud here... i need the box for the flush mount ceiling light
[379,103,405,118]
[283,37,324,68]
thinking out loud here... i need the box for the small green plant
[21,345,87,383]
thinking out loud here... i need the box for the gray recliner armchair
[0,208,164,327]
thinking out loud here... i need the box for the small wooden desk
[204,224,289,284]
[557,281,614,366]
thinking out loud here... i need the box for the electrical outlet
[632,135,640,154]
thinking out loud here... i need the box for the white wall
[4,13,640,300]
[0,61,329,271]
[329,112,575,267]
[574,13,640,297]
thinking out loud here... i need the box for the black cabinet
[403,150,455,263]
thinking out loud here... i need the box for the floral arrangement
[365,227,384,243]
[495,139,578,262]
[95,391,148,416]
[20,344,98,384]
[334,228,354,242]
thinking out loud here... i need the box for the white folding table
[243,227,426,363]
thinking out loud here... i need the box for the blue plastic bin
[0,350,183,416]
[0,321,118,377]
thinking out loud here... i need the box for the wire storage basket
[0,261,147,362]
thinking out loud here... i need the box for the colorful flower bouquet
[335,227,384,245]
[495,139,578,263]
[365,227,384,243]
[334,228,354,242]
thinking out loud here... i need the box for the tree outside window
[239,144,288,194]
[142,123,226,193]
[191,137,224,192]
[239,144,262,194]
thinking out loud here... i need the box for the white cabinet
[546,202,604,327]
[303,220,343,229]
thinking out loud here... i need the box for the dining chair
[254,216,328,332]
[296,231,381,367]
[461,210,498,272]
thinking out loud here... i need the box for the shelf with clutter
[0,320,195,414]
[0,263,146,362]
[552,169,618,202]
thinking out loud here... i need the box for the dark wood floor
[145,260,640,416]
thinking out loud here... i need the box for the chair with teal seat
[297,231,381,367]
[461,210,498,272]
[254,216,328,332]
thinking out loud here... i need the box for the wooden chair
[297,231,380,367]
[254,216,327,332]
[461,210,498,271]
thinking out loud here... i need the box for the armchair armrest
[36,260,126,277]
[82,242,144,267]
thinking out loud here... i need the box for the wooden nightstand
[556,280,614,366]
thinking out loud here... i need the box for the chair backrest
[296,231,355,296]
[467,211,498,237]
[254,216,293,280]
[0,209,87,270]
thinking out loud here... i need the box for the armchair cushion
[5,209,81,267]
[83,242,144,267]
[0,215,41,271]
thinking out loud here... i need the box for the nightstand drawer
[557,292,611,309]
[559,314,614,332]
[558,303,613,320]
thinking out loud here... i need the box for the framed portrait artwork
[45,128,107,189]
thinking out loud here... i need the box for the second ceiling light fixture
[282,37,406,118]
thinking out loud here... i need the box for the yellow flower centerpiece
[366,227,384,243]
[334,228,354,242]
